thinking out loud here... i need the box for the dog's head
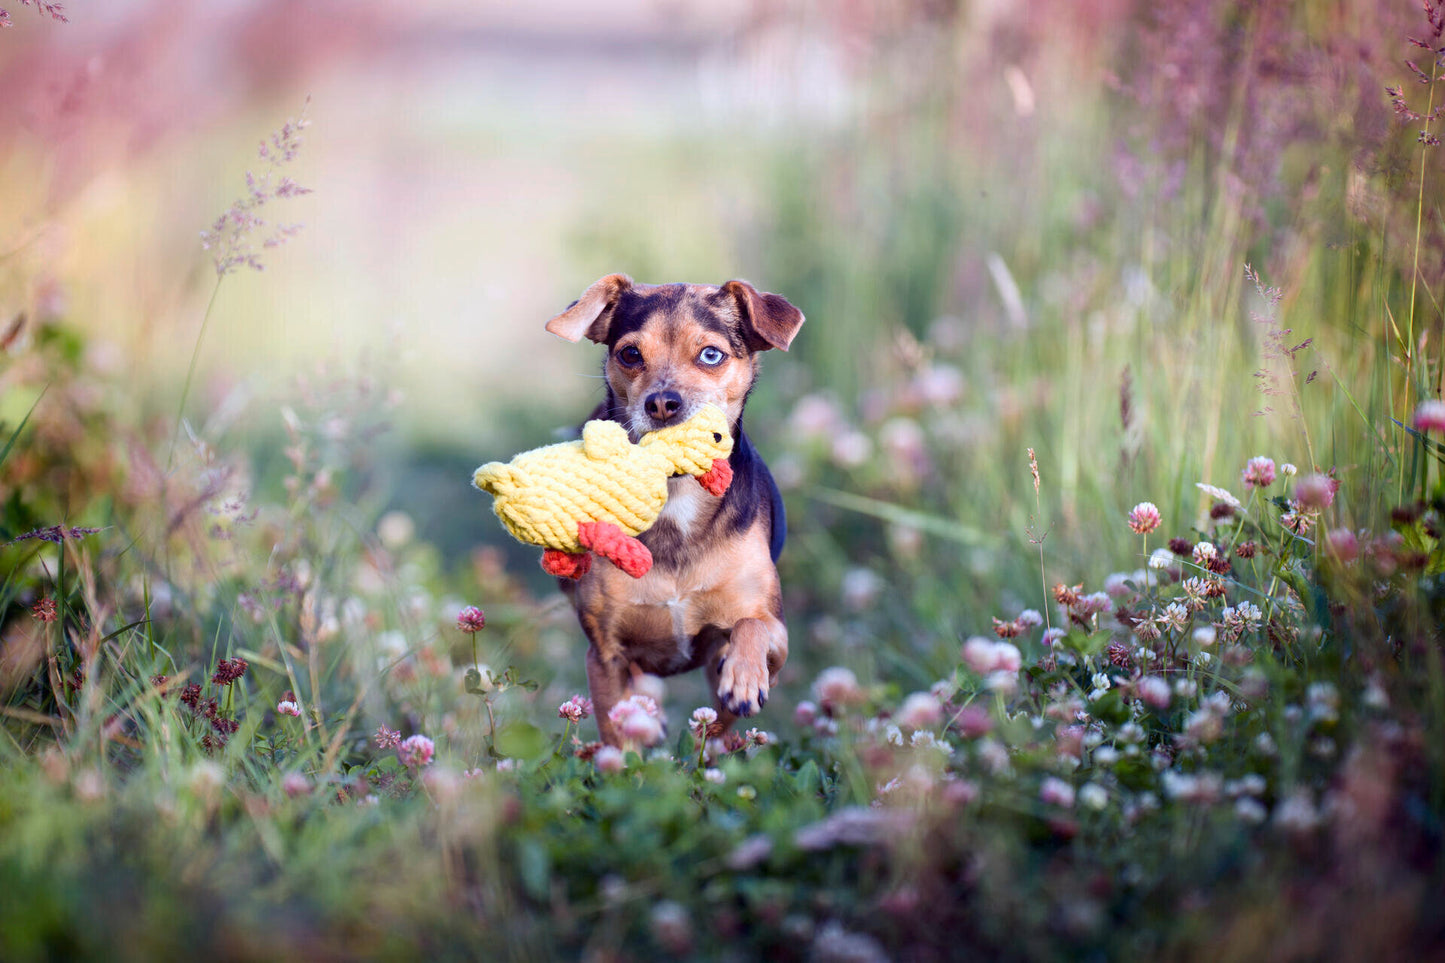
[545,275,804,440]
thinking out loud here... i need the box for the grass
[3,2,1445,960]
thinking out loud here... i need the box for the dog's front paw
[716,653,769,717]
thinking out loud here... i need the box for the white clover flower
[1092,746,1120,766]
[1078,783,1109,811]
[1196,482,1243,509]
[1192,541,1219,566]
[703,768,726,784]
[1118,722,1146,744]
[910,730,951,754]
[1192,625,1218,648]
[1235,798,1268,824]
[1157,602,1190,633]
[1040,776,1076,808]
[1281,462,1298,476]
[1148,547,1175,570]
[1173,678,1197,699]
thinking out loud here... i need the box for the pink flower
[397,734,436,768]
[374,725,401,749]
[1413,399,1445,433]
[962,638,1021,675]
[594,745,626,772]
[794,700,819,726]
[1137,676,1171,710]
[608,695,665,748]
[1294,474,1337,511]
[1241,456,1276,489]
[1325,528,1359,563]
[689,706,719,738]
[896,692,943,729]
[276,699,302,717]
[282,772,310,798]
[1040,776,1076,808]
[811,667,864,709]
[557,695,593,723]
[1128,501,1162,534]
[953,704,994,738]
[456,605,487,633]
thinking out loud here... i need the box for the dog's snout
[644,390,684,424]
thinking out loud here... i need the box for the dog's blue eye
[698,346,726,366]
[617,346,643,366]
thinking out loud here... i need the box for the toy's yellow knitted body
[472,405,734,578]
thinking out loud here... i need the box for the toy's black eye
[698,346,726,366]
[713,432,722,442]
[617,345,643,367]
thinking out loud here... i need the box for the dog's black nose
[644,390,683,424]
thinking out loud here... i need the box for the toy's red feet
[577,521,653,578]
[697,458,733,496]
[541,549,592,579]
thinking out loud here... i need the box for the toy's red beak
[697,459,733,496]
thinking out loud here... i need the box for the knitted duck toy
[472,405,734,579]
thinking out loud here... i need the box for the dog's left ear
[722,280,805,352]
[546,273,633,344]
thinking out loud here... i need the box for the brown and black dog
[544,274,804,746]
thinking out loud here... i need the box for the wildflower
[1128,501,1161,534]
[1106,640,1131,668]
[1168,537,1194,556]
[1137,676,1171,710]
[397,734,436,768]
[794,700,819,726]
[455,605,487,633]
[992,617,1024,638]
[1016,609,1044,629]
[1413,399,1445,432]
[812,666,864,710]
[1325,528,1359,562]
[1041,626,1066,648]
[1180,577,1209,608]
[594,745,626,772]
[1196,483,1242,510]
[1087,673,1112,701]
[9,525,101,545]
[201,103,313,276]
[1235,540,1258,558]
[1235,798,1268,824]
[31,598,57,623]
[1158,601,1190,632]
[211,658,248,685]
[689,706,719,738]
[1306,682,1339,723]
[1078,783,1109,811]
[557,695,593,723]
[896,692,943,729]
[1148,547,1175,570]
[1192,542,1219,567]
[1054,582,1083,607]
[1183,708,1224,744]
[1040,776,1076,808]
[725,834,772,870]
[282,772,310,798]
[1294,474,1337,511]
[374,725,401,749]
[1280,462,1297,476]
[1273,790,1321,833]
[1242,456,1276,488]
[276,698,302,717]
[609,695,665,747]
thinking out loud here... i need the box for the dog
[544,274,804,746]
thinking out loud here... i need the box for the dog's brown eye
[698,346,726,366]
[617,345,643,367]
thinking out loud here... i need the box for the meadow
[2,1,1444,960]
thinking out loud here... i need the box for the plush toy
[472,405,734,579]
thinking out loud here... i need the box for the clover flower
[811,666,864,710]
[1196,483,1243,510]
[1128,501,1162,534]
[1040,776,1076,808]
[397,734,436,768]
[609,695,665,748]
[276,698,302,717]
[374,725,401,749]
[1414,399,1445,432]
[31,598,57,623]
[594,745,626,773]
[689,706,719,738]
[1242,456,1276,488]
[557,695,593,723]
[456,605,487,633]
[896,692,943,729]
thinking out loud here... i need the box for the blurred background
[0,0,1432,697]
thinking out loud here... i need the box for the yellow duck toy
[472,404,734,579]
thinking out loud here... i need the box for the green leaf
[516,838,551,902]
[495,721,548,760]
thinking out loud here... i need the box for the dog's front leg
[584,641,630,746]
[714,615,788,719]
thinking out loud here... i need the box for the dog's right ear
[545,274,633,344]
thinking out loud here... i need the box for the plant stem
[168,278,224,471]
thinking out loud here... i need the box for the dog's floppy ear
[722,279,805,352]
[545,274,633,344]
